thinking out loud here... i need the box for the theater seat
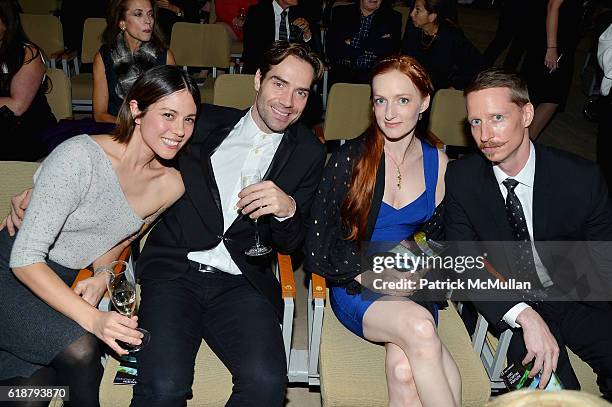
[170,22,233,104]
[99,340,232,406]
[213,74,256,109]
[319,300,491,407]
[70,18,106,112]
[0,162,39,215]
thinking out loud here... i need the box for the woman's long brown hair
[340,55,434,242]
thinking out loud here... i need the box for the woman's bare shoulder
[157,165,185,205]
[435,149,448,205]
[90,134,121,158]
[437,148,449,171]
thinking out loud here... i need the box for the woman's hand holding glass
[89,308,141,356]
[94,260,150,354]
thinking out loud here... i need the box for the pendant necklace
[385,136,415,190]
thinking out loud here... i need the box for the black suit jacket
[444,144,612,329]
[326,4,402,69]
[137,104,326,318]
[242,0,321,74]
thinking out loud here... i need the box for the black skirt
[0,229,85,380]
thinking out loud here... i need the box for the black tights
[0,334,102,407]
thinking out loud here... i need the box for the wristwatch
[176,9,184,17]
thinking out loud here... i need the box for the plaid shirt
[350,12,377,69]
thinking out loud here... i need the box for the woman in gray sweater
[0,65,199,406]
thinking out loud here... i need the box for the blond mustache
[478,143,505,149]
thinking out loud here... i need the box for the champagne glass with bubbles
[104,260,150,353]
[241,170,272,256]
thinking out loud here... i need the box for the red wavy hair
[340,55,434,242]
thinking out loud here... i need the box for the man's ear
[428,12,438,24]
[522,102,534,128]
[129,100,141,124]
[254,69,262,92]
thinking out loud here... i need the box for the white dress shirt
[272,0,310,42]
[273,0,291,42]
[598,23,612,96]
[187,109,284,275]
[492,141,553,328]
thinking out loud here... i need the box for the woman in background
[93,0,175,123]
[0,0,56,161]
[305,55,461,406]
[522,0,584,140]
[402,0,483,90]
[214,0,257,41]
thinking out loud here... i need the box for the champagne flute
[241,170,272,256]
[103,260,150,353]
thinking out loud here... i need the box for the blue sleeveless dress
[330,140,440,338]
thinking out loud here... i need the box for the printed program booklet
[113,354,138,385]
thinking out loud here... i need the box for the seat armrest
[277,254,296,299]
[311,273,327,300]
[60,50,78,60]
[48,50,67,60]
[307,272,326,386]
[472,310,513,390]
[71,266,93,289]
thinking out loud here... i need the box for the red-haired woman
[305,55,461,406]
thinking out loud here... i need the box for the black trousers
[131,266,287,407]
[506,301,612,400]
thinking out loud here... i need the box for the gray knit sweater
[10,135,145,269]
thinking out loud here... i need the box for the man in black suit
[131,42,325,406]
[326,0,402,86]
[444,67,612,398]
[242,0,322,74]
[154,0,202,41]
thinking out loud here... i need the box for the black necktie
[502,178,542,289]
[279,10,288,41]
